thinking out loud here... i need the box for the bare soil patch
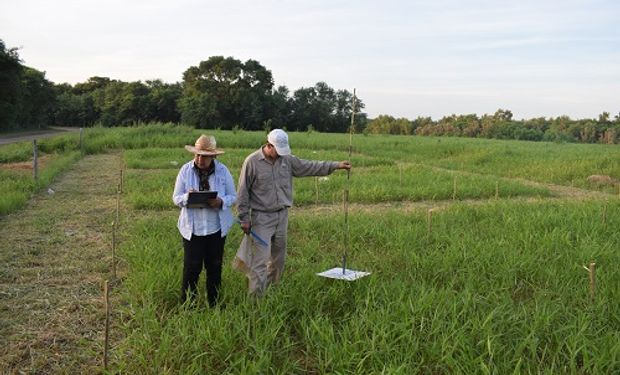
[0,154,52,171]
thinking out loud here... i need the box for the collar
[193,160,216,173]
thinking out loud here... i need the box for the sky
[1,0,619,120]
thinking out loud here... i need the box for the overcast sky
[1,0,619,120]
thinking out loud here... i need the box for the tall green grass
[117,200,620,373]
[122,141,553,211]
[4,124,617,190]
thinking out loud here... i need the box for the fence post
[33,140,38,181]
[79,128,83,154]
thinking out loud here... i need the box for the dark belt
[252,207,287,213]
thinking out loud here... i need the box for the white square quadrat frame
[317,267,371,281]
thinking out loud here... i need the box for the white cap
[267,129,291,156]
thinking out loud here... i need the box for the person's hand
[240,221,251,235]
[338,161,352,170]
[207,197,222,209]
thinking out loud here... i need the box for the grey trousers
[247,209,289,296]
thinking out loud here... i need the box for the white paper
[316,267,371,281]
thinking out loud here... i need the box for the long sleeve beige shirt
[237,147,338,222]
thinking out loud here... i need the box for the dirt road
[0,127,80,146]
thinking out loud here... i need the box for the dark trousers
[181,231,226,307]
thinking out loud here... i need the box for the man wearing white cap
[234,129,351,296]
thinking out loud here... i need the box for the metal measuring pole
[343,89,356,274]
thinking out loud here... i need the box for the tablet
[187,191,217,208]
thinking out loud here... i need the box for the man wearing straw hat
[173,134,236,307]
[234,129,351,296]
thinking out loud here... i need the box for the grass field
[1,124,619,373]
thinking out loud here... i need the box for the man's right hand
[240,221,251,234]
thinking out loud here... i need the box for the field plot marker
[317,89,370,281]
[315,176,319,204]
[583,262,596,301]
[116,191,120,225]
[452,176,457,200]
[111,221,117,279]
[119,153,124,194]
[103,279,111,371]
[427,208,435,237]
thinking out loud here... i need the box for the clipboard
[187,191,217,208]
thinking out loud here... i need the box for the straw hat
[185,135,225,156]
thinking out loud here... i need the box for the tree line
[365,110,619,144]
[1,41,365,133]
[1,38,618,144]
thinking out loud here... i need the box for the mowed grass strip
[0,154,122,373]
[117,200,620,373]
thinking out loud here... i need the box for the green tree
[289,82,364,132]
[180,56,274,129]
[0,39,23,130]
[146,80,181,123]
[266,85,291,129]
[367,115,413,135]
[16,67,55,128]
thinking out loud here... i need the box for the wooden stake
[112,222,117,279]
[452,176,457,200]
[588,262,596,301]
[427,208,434,237]
[602,203,607,225]
[33,140,38,181]
[103,279,110,370]
[119,169,123,194]
[116,192,120,225]
[315,176,319,204]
